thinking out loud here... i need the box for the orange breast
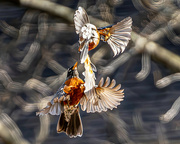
[63,77,85,106]
[69,85,85,106]
[88,39,100,51]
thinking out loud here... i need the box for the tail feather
[57,113,68,133]
[57,107,83,138]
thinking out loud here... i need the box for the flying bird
[36,62,124,137]
[74,6,132,63]
[37,62,84,138]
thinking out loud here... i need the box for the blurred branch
[25,78,53,96]
[18,41,40,72]
[3,0,180,73]
[156,73,180,88]
[99,49,136,76]
[17,0,109,26]
[18,0,74,23]
[13,96,38,112]
[102,111,134,144]
[132,32,180,72]
[0,113,30,144]
[0,21,19,38]
[160,96,180,123]
[36,115,50,144]
[135,52,150,81]
[156,123,169,144]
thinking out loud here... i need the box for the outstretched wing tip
[81,77,125,113]
[107,16,132,56]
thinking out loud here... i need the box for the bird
[36,62,84,138]
[74,6,132,63]
[36,61,124,137]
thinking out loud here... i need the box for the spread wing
[80,77,124,113]
[36,96,64,116]
[36,84,65,116]
[81,55,124,113]
[74,6,90,34]
[107,17,132,56]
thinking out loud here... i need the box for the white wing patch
[107,17,132,56]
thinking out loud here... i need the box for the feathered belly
[88,38,99,51]
[63,77,85,106]
[69,87,85,106]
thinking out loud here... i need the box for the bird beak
[72,62,78,70]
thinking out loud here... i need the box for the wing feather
[98,77,104,87]
[80,54,125,113]
[74,7,90,34]
[107,17,132,56]
[102,77,110,87]
[113,84,121,91]
[80,76,124,113]
[107,79,116,88]
[36,95,64,116]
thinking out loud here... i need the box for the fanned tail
[57,106,83,138]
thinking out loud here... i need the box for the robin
[36,62,124,137]
[36,62,84,138]
[74,7,132,63]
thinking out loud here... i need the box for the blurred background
[0,0,180,144]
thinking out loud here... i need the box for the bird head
[67,62,79,78]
